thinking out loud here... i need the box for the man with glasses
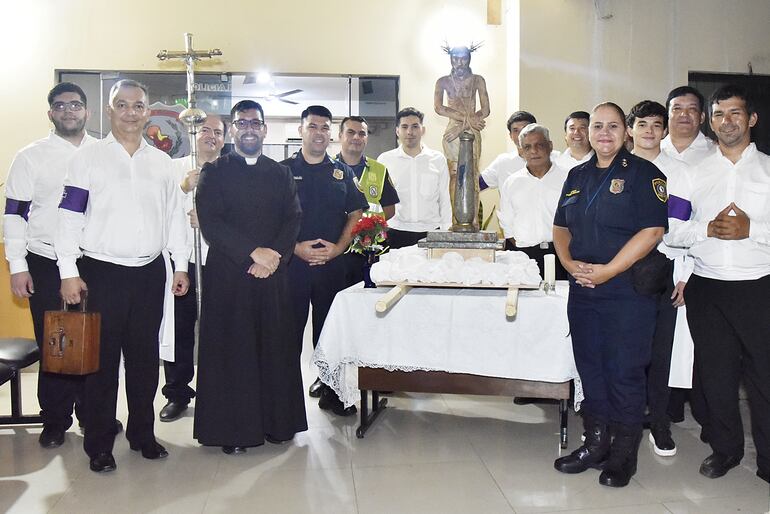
[4,82,96,449]
[193,100,306,453]
[283,105,367,416]
[158,114,226,423]
[56,79,190,473]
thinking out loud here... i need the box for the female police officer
[552,102,668,487]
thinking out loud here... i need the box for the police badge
[609,178,625,194]
[333,169,344,180]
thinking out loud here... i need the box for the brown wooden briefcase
[42,296,101,375]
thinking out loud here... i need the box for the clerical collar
[245,157,258,165]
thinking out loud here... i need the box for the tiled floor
[1,337,769,514]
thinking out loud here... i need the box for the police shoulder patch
[652,177,667,202]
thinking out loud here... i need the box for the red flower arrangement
[348,213,389,255]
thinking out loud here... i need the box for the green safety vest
[358,157,387,204]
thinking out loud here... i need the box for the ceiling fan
[240,74,302,104]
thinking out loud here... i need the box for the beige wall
[519,0,770,151]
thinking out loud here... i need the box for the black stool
[0,337,43,425]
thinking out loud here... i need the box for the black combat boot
[555,415,610,474]
[599,423,643,487]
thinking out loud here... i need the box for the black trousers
[387,228,431,250]
[79,256,165,457]
[162,264,198,404]
[686,274,770,472]
[505,240,569,281]
[288,256,347,350]
[27,252,83,430]
[646,261,676,424]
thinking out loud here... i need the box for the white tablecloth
[313,281,580,407]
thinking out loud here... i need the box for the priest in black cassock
[193,100,306,454]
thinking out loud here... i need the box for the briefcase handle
[60,290,89,312]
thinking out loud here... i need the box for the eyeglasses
[51,101,85,112]
[232,119,265,130]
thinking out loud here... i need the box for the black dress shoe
[89,452,117,473]
[159,401,188,422]
[318,388,357,417]
[265,434,294,445]
[39,426,65,448]
[222,446,247,455]
[129,441,169,460]
[308,377,324,398]
[699,452,742,479]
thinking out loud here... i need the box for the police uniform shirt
[282,151,368,243]
[497,163,568,246]
[56,132,190,279]
[660,131,716,166]
[377,145,452,232]
[664,142,770,281]
[334,153,400,213]
[481,150,560,189]
[555,148,594,172]
[172,157,209,265]
[554,148,668,267]
[4,131,97,273]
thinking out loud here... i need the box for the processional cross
[157,33,222,318]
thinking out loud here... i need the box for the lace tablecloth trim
[315,347,584,409]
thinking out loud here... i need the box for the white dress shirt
[660,131,716,166]
[172,158,209,265]
[664,143,770,281]
[4,131,97,273]
[56,132,190,279]
[377,145,451,232]
[481,150,560,189]
[555,148,593,172]
[497,163,568,246]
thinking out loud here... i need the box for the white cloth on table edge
[313,282,583,408]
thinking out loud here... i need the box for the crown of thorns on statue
[441,41,483,56]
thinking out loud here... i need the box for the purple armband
[667,195,692,221]
[4,198,31,221]
[59,186,89,213]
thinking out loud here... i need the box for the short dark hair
[339,115,368,134]
[626,100,668,130]
[230,100,264,121]
[666,86,705,113]
[563,111,589,131]
[396,107,424,124]
[591,102,626,123]
[506,111,537,132]
[48,82,87,107]
[709,84,755,116]
[301,105,333,123]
